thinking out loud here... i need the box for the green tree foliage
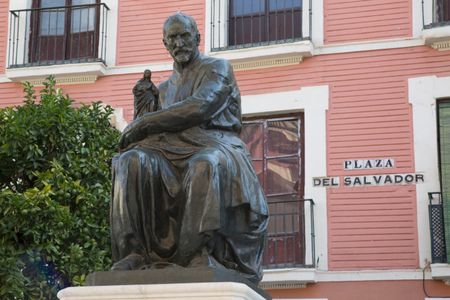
[0,77,120,299]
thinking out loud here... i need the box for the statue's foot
[111,253,145,271]
[187,249,216,268]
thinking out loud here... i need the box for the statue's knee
[189,157,218,172]
[188,151,229,178]
[119,149,143,164]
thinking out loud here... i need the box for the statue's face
[163,19,199,65]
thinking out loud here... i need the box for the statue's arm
[120,63,232,149]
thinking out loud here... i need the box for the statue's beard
[172,48,194,64]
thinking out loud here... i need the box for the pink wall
[269,280,450,300]
[324,0,412,44]
[116,0,205,66]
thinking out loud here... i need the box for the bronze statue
[110,12,268,284]
[133,69,159,119]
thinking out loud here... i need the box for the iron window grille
[8,1,109,68]
[210,0,311,52]
[429,192,447,263]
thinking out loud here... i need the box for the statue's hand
[119,124,134,150]
[118,131,129,151]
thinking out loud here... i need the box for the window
[30,0,100,64]
[438,100,450,261]
[209,0,305,51]
[423,0,450,28]
[435,0,450,23]
[240,114,306,268]
[8,0,109,68]
[229,0,302,46]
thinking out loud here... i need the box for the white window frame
[409,75,450,279]
[204,0,323,66]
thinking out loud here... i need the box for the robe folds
[111,54,268,283]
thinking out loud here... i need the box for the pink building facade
[1,1,450,299]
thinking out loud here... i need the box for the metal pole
[309,0,312,39]
[310,200,316,267]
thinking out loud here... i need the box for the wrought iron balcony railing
[8,3,109,68]
[262,198,315,269]
[429,192,447,263]
[423,0,450,29]
[209,0,311,52]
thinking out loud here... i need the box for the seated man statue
[110,12,268,284]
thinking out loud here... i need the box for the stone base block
[57,282,266,300]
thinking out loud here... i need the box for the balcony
[207,0,313,71]
[428,192,450,284]
[429,192,447,263]
[422,0,450,50]
[261,198,316,288]
[6,3,109,84]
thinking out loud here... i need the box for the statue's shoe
[111,253,145,271]
[187,249,217,268]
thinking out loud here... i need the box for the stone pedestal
[57,282,266,300]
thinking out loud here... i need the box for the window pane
[40,0,65,36]
[71,0,96,33]
[269,0,302,11]
[231,0,264,16]
[266,157,299,195]
[440,101,450,202]
[267,196,301,234]
[240,122,264,159]
[252,160,264,189]
[436,0,450,22]
[267,119,299,157]
[41,0,65,8]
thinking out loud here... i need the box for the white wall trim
[0,75,12,83]
[263,268,317,284]
[242,86,329,271]
[311,0,324,47]
[264,268,433,283]
[103,0,118,67]
[413,0,426,38]
[431,263,450,284]
[106,61,174,75]
[408,75,450,268]
[6,62,106,82]
[316,38,425,55]
[316,269,432,282]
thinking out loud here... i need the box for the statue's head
[144,69,151,79]
[163,12,200,66]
